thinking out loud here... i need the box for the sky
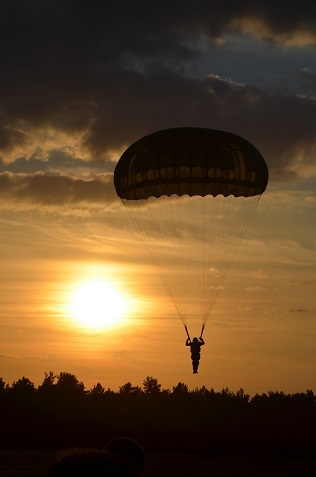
[0,0,315,395]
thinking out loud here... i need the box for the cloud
[238,306,253,312]
[263,306,309,315]
[204,75,316,178]
[2,73,316,182]
[0,171,117,207]
[0,148,116,177]
[286,308,307,313]
[279,68,316,96]
[304,194,316,203]
[283,278,316,286]
[0,1,316,183]
[250,269,269,279]
[245,286,269,292]
[0,353,49,360]
[232,6,316,45]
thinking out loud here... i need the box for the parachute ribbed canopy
[114,127,268,200]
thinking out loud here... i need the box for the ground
[0,451,316,476]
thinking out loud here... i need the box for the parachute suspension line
[166,195,190,327]
[202,194,216,326]
[211,194,233,316]
[200,194,217,327]
[168,195,188,324]
[124,196,189,328]
[198,198,207,323]
[184,324,190,340]
[181,195,208,331]
[219,195,261,293]
[156,195,188,327]
[183,197,194,327]
[202,194,262,320]
[193,194,261,325]
[124,193,262,334]
[122,199,172,317]
[206,197,229,317]
[174,195,200,328]
[191,196,201,325]
[151,196,187,327]
[202,198,208,325]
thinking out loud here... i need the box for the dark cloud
[0,171,117,206]
[279,68,316,95]
[0,1,315,180]
[286,308,307,313]
[0,149,115,176]
[284,278,316,286]
[201,75,316,177]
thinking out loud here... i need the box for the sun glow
[69,280,129,330]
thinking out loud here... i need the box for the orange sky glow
[1,180,315,395]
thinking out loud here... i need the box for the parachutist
[186,336,205,373]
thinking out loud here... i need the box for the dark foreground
[0,451,316,477]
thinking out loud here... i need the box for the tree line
[0,372,315,456]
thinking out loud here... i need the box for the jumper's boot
[192,360,199,373]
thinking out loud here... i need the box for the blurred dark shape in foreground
[47,448,139,477]
[104,437,145,477]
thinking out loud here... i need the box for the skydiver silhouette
[186,336,205,373]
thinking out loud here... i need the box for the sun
[69,280,128,330]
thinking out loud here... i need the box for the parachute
[114,127,268,337]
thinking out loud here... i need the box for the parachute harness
[185,323,205,341]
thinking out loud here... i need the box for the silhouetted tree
[119,382,135,395]
[9,377,36,408]
[142,376,161,397]
[0,377,5,395]
[305,389,315,403]
[56,372,86,396]
[119,382,143,399]
[193,384,210,399]
[0,370,315,454]
[220,386,234,399]
[52,372,87,426]
[0,377,6,413]
[11,376,35,393]
[235,388,250,402]
[38,371,56,389]
[172,382,189,396]
[292,389,315,408]
[89,382,105,396]
[37,371,57,402]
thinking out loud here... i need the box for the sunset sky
[0,1,315,395]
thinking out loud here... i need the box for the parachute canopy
[114,128,268,334]
[114,127,268,201]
